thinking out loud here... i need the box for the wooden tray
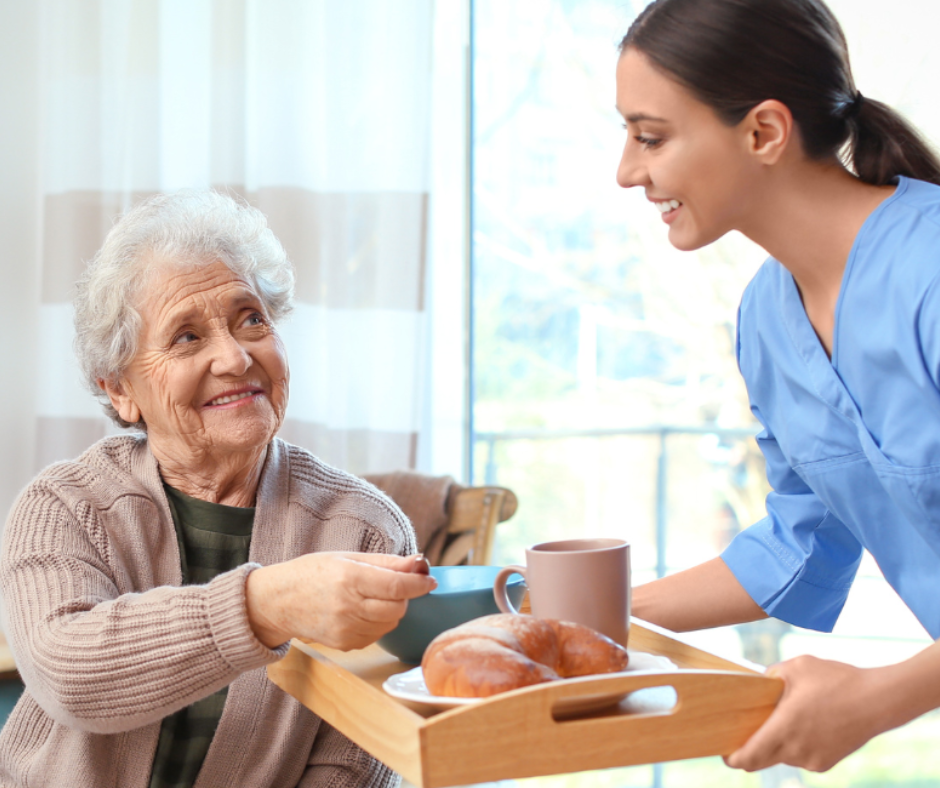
[267,619,783,787]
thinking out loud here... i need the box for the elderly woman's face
[107,260,289,462]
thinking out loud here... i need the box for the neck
[742,161,891,287]
[737,160,895,355]
[151,441,267,507]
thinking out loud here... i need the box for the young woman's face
[616,48,759,251]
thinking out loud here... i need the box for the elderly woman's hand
[245,553,437,650]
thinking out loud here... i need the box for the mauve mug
[493,537,631,647]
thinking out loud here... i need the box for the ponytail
[849,97,940,187]
[622,0,940,188]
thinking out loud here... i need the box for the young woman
[618,0,940,774]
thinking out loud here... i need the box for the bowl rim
[425,565,526,597]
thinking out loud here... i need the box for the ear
[742,99,793,166]
[98,378,142,425]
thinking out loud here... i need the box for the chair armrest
[441,486,518,566]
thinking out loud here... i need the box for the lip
[203,385,266,409]
[661,203,682,224]
[648,196,683,224]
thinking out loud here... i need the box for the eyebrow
[623,112,669,124]
[164,290,261,327]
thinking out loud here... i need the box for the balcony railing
[475,424,760,579]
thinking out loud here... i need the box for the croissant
[421,613,629,698]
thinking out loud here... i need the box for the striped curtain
[0,0,438,518]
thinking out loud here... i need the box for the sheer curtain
[0,0,468,524]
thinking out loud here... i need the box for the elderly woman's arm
[1,486,280,734]
[0,475,433,736]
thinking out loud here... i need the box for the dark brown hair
[621,0,940,186]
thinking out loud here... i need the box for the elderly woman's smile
[102,259,290,502]
[205,388,264,408]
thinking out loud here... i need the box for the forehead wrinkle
[162,287,260,327]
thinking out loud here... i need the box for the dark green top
[148,485,254,788]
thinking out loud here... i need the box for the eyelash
[173,330,198,345]
[623,125,663,149]
[635,135,662,149]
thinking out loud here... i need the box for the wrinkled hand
[725,655,890,773]
[245,552,437,651]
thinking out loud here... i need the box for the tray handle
[421,670,784,786]
[432,668,783,731]
[545,669,780,722]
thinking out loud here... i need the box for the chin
[667,235,707,252]
[667,225,726,253]
[212,416,281,455]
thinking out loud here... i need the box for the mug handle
[493,565,527,614]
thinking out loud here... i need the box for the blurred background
[2,1,940,786]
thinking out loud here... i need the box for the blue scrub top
[722,176,940,638]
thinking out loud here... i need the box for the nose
[210,331,252,377]
[616,138,650,189]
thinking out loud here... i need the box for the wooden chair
[362,471,518,566]
[437,484,518,566]
[0,631,16,681]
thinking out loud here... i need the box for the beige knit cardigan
[0,435,416,788]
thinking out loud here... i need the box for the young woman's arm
[631,556,767,631]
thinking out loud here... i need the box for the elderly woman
[0,190,435,788]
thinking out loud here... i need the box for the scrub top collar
[776,176,908,412]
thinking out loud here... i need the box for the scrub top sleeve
[726,310,862,631]
[722,422,861,632]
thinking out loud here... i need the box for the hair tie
[845,91,864,120]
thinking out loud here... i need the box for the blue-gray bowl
[377,565,527,664]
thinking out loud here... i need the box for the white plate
[382,650,677,713]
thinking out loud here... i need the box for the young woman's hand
[244,552,437,651]
[724,655,895,772]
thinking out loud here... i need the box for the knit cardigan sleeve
[0,477,286,735]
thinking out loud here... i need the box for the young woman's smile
[615,48,759,251]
